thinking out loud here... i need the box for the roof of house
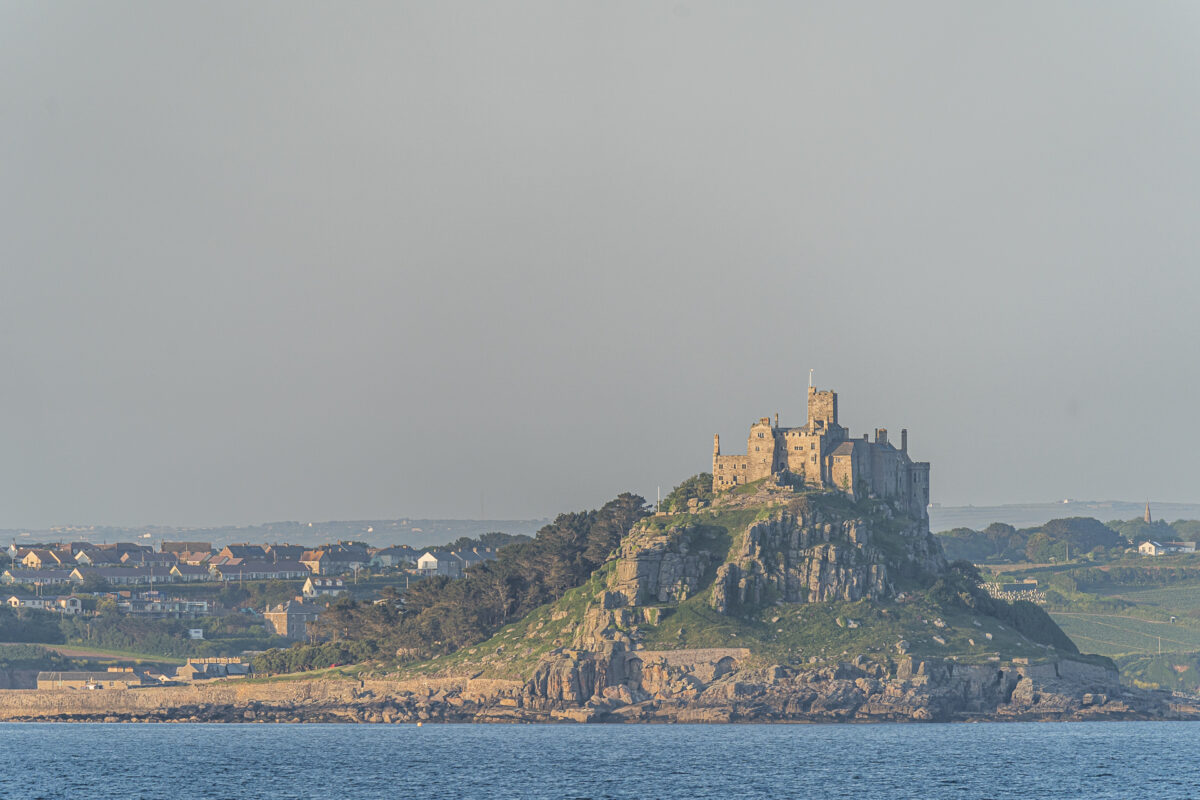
[70,566,174,579]
[4,569,73,580]
[264,545,306,559]
[219,544,268,558]
[77,550,123,564]
[170,564,212,575]
[120,552,177,564]
[213,560,307,575]
[419,549,459,562]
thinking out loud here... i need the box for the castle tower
[807,386,838,428]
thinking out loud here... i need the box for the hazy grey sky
[3,2,1200,528]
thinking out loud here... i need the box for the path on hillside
[1053,612,1182,626]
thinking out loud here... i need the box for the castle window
[757,433,764,438]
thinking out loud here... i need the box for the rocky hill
[392,480,1196,722]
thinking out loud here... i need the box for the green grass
[638,590,1070,667]
[1049,612,1200,656]
[38,644,187,665]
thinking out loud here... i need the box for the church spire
[1145,502,1152,524]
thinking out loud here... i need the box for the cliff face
[515,647,1183,723]
[611,524,718,605]
[613,497,945,616]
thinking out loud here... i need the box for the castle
[712,387,930,521]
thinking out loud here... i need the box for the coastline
[6,657,1199,724]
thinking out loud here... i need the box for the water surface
[0,721,1193,799]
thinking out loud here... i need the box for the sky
[3,2,1200,528]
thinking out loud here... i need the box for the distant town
[0,530,533,691]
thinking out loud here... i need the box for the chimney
[775,412,779,429]
[875,428,888,446]
[901,429,908,454]
[713,434,721,456]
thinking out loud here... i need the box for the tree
[661,474,713,513]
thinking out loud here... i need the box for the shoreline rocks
[2,653,1196,724]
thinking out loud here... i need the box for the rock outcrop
[710,507,943,613]
[611,524,718,605]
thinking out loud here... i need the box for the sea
[0,721,1195,799]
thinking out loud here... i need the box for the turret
[807,387,838,428]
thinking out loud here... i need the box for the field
[989,562,1200,690]
[1049,612,1200,656]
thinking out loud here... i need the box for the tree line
[253,492,649,674]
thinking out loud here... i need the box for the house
[216,544,268,561]
[264,544,306,562]
[119,551,177,567]
[299,549,363,576]
[68,566,177,586]
[170,564,214,583]
[6,593,51,610]
[117,596,210,618]
[1139,541,1197,556]
[452,548,497,570]
[21,549,70,569]
[264,599,324,639]
[2,569,74,586]
[175,657,250,681]
[74,549,123,566]
[417,550,463,578]
[177,551,214,566]
[302,577,346,598]
[369,546,418,568]
[211,561,309,581]
[37,668,144,690]
[55,596,83,614]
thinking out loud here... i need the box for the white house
[416,550,462,578]
[1139,541,1197,556]
[303,577,347,598]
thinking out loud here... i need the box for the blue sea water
[0,721,1195,799]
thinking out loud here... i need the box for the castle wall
[713,455,751,488]
[784,430,824,485]
[831,449,857,495]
